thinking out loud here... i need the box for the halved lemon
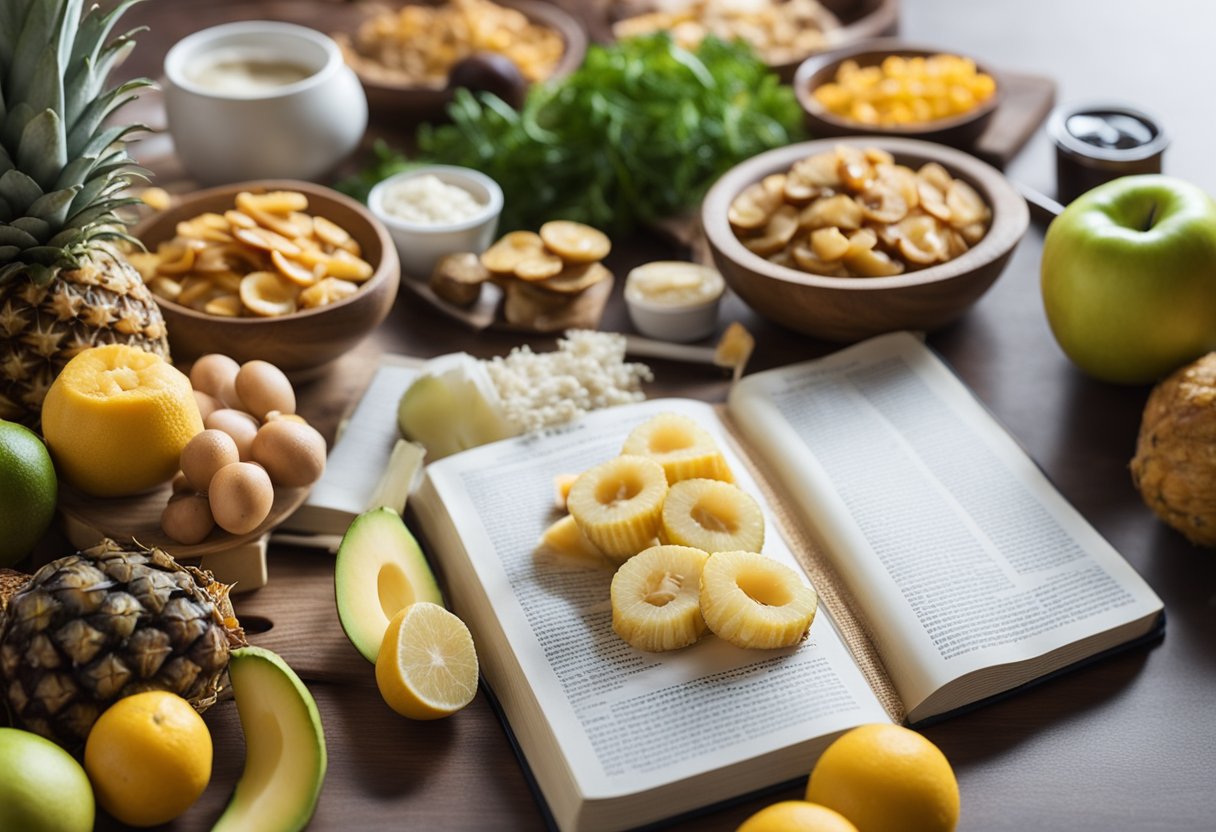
[375,602,479,720]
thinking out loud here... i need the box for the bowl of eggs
[131,180,400,378]
[700,137,1029,342]
[335,0,588,121]
[793,40,1002,147]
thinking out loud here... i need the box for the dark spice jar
[1047,103,1169,204]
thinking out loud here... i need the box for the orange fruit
[806,724,959,832]
[83,691,212,827]
[738,800,859,832]
[41,345,202,497]
[0,420,57,566]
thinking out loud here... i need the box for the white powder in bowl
[381,174,486,225]
[486,330,653,433]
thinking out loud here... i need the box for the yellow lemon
[738,800,860,832]
[0,420,57,566]
[83,691,212,827]
[376,602,479,720]
[42,345,202,497]
[806,724,959,832]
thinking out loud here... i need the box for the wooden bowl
[134,180,400,377]
[348,0,588,123]
[701,137,1029,342]
[794,39,1002,148]
[607,0,900,82]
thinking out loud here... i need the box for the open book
[410,332,1164,832]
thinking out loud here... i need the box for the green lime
[0,420,58,567]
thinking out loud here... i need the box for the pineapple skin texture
[0,255,170,427]
[0,540,241,750]
[1131,353,1216,546]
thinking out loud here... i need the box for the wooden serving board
[974,69,1057,168]
[58,482,310,557]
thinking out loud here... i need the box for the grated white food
[486,330,653,433]
[381,174,485,225]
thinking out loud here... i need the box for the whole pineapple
[0,540,245,749]
[0,0,170,426]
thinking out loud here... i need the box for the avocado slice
[335,507,444,663]
[212,647,326,832]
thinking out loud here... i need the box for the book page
[420,398,890,804]
[729,332,1163,716]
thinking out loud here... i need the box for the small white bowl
[164,21,368,184]
[368,166,504,278]
[625,261,725,343]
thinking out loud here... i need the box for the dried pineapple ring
[514,252,564,282]
[272,249,319,287]
[480,230,545,274]
[567,455,668,562]
[299,277,359,309]
[699,551,817,649]
[660,478,764,554]
[240,270,299,317]
[539,220,611,263]
[621,413,733,484]
[610,545,708,652]
[728,181,783,231]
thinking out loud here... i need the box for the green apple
[1041,174,1216,384]
[335,507,444,663]
[212,646,326,832]
[0,727,94,832]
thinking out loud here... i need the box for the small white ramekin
[625,261,726,343]
[368,166,504,278]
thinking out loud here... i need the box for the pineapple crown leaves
[0,0,153,288]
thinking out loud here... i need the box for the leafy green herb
[338,35,804,232]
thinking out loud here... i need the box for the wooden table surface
[99,1,1216,829]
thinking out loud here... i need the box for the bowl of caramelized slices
[701,137,1028,342]
[794,40,1002,147]
[336,0,587,120]
[610,0,899,80]
[131,181,400,375]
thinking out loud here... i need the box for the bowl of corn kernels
[794,40,1001,147]
[335,0,587,121]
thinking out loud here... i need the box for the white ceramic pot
[368,166,504,278]
[164,21,368,185]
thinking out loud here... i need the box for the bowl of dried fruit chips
[700,137,1028,342]
[131,180,400,375]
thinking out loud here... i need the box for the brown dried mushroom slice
[514,251,565,281]
[743,205,799,257]
[480,231,545,274]
[536,261,612,295]
[539,220,611,263]
[430,252,491,307]
[728,180,784,231]
[799,194,863,232]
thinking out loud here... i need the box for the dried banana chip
[728,181,783,231]
[539,220,611,263]
[792,237,848,276]
[236,190,309,215]
[234,226,302,258]
[896,215,947,265]
[536,261,611,294]
[300,277,359,309]
[480,230,545,274]
[743,205,799,257]
[800,194,863,232]
[272,249,319,287]
[204,294,243,317]
[858,184,908,224]
[946,179,989,228]
[514,252,565,282]
[240,270,299,317]
[810,227,850,261]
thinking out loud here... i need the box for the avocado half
[212,646,327,832]
[335,507,444,663]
